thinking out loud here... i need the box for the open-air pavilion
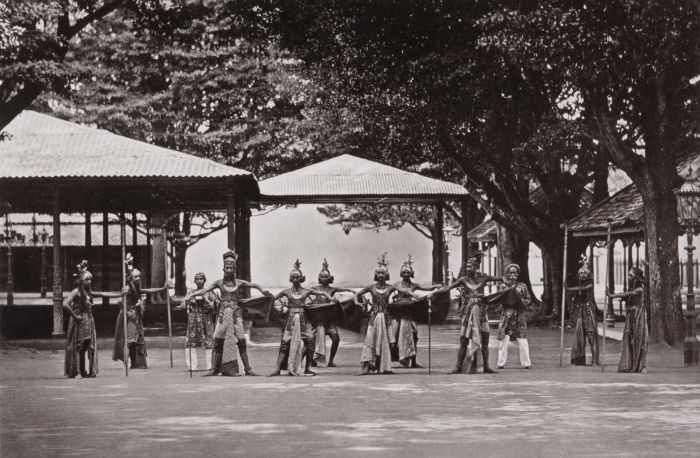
[1,111,260,337]
[254,154,473,283]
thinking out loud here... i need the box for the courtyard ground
[2,325,700,457]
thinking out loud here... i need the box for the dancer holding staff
[112,254,168,369]
[184,250,272,376]
[175,272,218,371]
[64,261,127,378]
[392,255,441,368]
[610,267,648,373]
[565,257,600,366]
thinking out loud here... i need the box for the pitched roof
[1,111,252,179]
[258,154,468,203]
[566,151,699,238]
[467,218,497,242]
[0,111,259,212]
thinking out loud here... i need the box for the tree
[231,0,609,317]
[0,0,189,130]
[479,0,700,343]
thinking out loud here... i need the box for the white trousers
[497,335,531,368]
[184,348,213,370]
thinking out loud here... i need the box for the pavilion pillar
[627,242,633,278]
[434,204,445,284]
[226,193,236,251]
[235,201,251,282]
[606,239,616,326]
[84,211,91,260]
[131,212,138,256]
[52,187,64,337]
[150,212,167,303]
[102,212,109,305]
[145,214,152,289]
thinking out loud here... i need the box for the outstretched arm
[353,285,372,306]
[393,284,419,298]
[436,277,465,294]
[186,280,220,299]
[308,289,335,302]
[413,283,442,292]
[332,286,356,295]
[238,280,272,297]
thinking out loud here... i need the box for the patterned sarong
[213,306,241,363]
[360,312,393,372]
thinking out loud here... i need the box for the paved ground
[2,325,700,457]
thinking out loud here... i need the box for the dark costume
[392,282,420,366]
[312,285,341,367]
[360,286,396,373]
[491,278,532,368]
[279,293,315,375]
[180,288,217,370]
[210,283,246,376]
[65,290,98,378]
[618,279,648,373]
[568,278,600,366]
[453,274,493,373]
[112,284,147,369]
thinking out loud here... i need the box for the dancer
[175,272,218,371]
[565,257,600,366]
[354,254,419,375]
[112,254,167,369]
[269,260,336,376]
[491,263,532,369]
[610,267,648,373]
[310,258,355,367]
[64,261,126,378]
[184,250,272,376]
[440,252,502,374]
[392,254,441,368]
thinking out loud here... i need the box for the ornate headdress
[194,271,207,281]
[73,260,92,284]
[577,254,592,279]
[400,254,415,277]
[223,250,238,264]
[124,253,140,279]
[374,252,390,280]
[318,258,334,283]
[505,263,520,275]
[459,251,483,276]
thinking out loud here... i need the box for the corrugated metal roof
[0,111,253,179]
[259,154,468,199]
[567,151,699,236]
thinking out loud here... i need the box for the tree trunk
[638,171,684,345]
[539,233,586,319]
[149,213,167,303]
[174,242,187,297]
[496,223,538,305]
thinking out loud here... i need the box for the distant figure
[112,255,168,369]
[269,260,335,376]
[185,250,271,376]
[310,259,355,367]
[610,267,648,373]
[392,254,441,368]
[565,259,599,366]
[176,272,218,371]
[63,261,125,378]
[440,252,502,374]
[490,263,532,369]
[353,254,419,375]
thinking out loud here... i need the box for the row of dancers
[63,248,646,378]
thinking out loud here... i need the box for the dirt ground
[2,326,700,457]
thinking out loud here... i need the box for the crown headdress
[223,250,238,263]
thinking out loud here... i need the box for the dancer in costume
[354,254,419,375]
[113,254,168,369]
[175,272,218,371]
[391,254,441,368]
[310,258,355,367]
[269,260,336,376]
[494,263,532,369]
[440,252,502,374]
[64,261,126,378]
[610,267,648,373]
[184,250,272,376]
[565,257,600,366]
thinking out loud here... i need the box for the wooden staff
[559,225,569,368]
[428,297,432,375]
[164,230,173,368]
[603,221,612,373]
[186,300,192,378]
[120,214,128,377]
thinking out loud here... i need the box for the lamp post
[40,228,50,298]
[2,216,22,306]
[443,225,454,284]
[675,166,700,366]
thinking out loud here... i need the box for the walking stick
[602,221,612,373]
[120,214,128,377]
[163,233,173,368]
[559,225,569,368]
[186,301,192,378]
[428,297,432,375]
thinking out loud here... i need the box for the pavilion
[254,154,473,282]
[1,111,260,337]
